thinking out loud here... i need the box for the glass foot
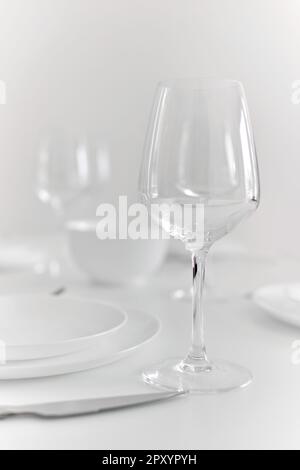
[143,358,253,394]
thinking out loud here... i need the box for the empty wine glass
[139,78,260,393]
[36,131,111,275]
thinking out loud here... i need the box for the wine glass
[35,130,111,275]
[139,78,260,393]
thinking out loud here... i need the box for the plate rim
[0,309,161,380]
[0,295,127,352]
[252,282,300,327]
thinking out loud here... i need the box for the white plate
[252,283,300,327]
[0,309,160,380]
[0,295,126,361]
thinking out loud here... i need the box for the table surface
[0,249,300,450]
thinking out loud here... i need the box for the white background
[0,0,299,255]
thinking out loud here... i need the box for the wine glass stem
[189,250,208,362]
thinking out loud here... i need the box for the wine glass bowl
[140,78,259,249]
[35,131,111,276]
[139,78,260,393]
[36,132,111,218]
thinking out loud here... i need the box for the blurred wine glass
[35,131,111,276]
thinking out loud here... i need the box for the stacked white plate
[0,294,160,380]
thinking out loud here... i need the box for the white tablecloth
[0,252,300,450]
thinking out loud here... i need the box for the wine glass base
[143,358,253,394]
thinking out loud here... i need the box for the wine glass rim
[157,77,243,90]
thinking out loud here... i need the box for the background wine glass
[139,78,260,393]
[35,130,111,276]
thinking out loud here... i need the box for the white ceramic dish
[67,219,169,284]
[0,295,127,361]
[252,283,300,327]
[0,309,160,380]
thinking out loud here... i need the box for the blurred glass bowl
[66,219,169,285]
